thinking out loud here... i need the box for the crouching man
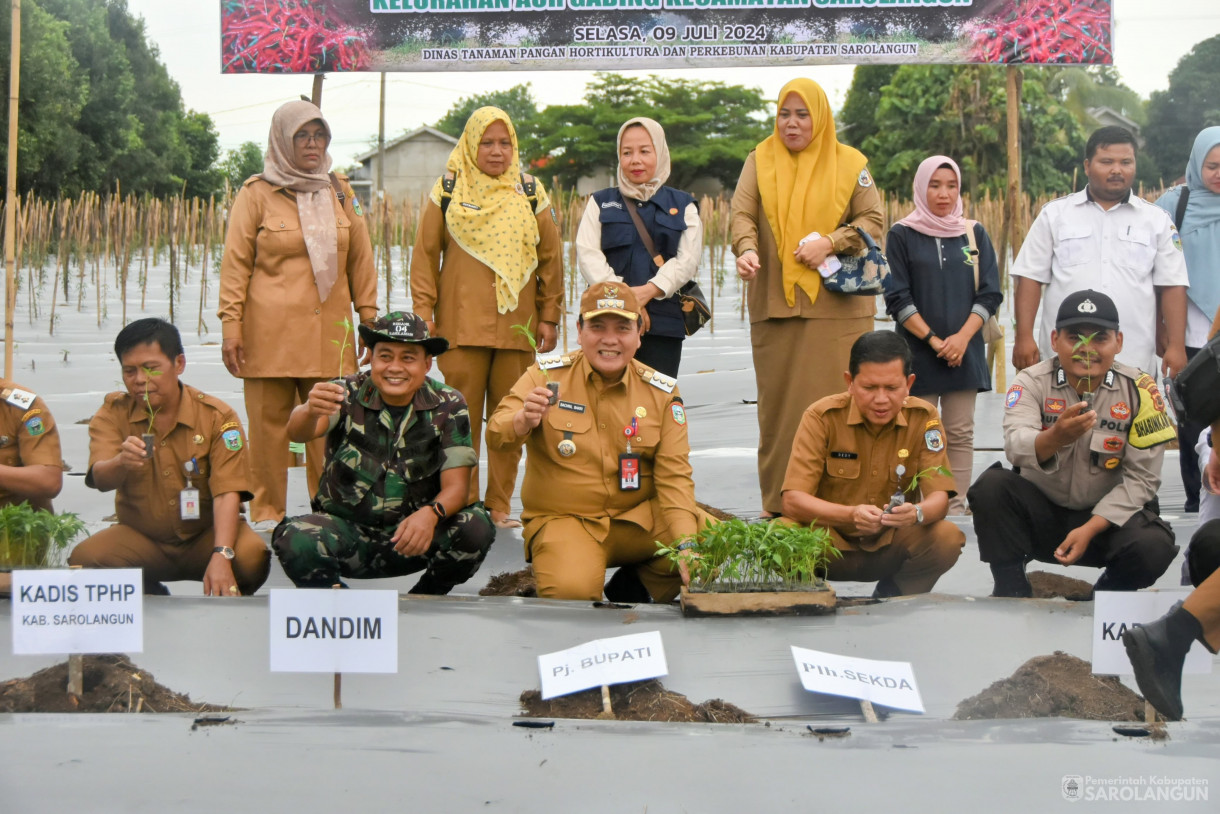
[272,313,495,592]
[70,318,269,596]
[968,290,1178,597]
[781,330,964,597]
[486,283,700,602]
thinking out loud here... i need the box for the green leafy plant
[330,317,354,378]
[905,465,952,494]
[141,366,164,429]
[657,519,842,593]
[1071,331,1100,403]
[511,316,549,381]
[0,503,88,568]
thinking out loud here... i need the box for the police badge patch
[1005,385,1023,408]
[925,428,945,452]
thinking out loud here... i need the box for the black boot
[1122,601,1204,721]
[989,562,1032,598]
[408,572,454,596]
[872,577,903,599]
[603,566,652,604]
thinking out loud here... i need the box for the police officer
[1123,305,1220,720]
[70,318,269,597]
[273,312,495,592]
[781,330,965,597]
[486,282,700,602]
[969,290,1179,597]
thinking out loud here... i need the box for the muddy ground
[954,651,1148,722]
[479,567,537,597]
[521,679,755,723]
[0,654,229,714]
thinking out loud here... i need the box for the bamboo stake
[332,583,342,709]
[67,565,83,699]
[3,0,19,378]
[859,699,879,723]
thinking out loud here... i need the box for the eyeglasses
[293,131,329,146]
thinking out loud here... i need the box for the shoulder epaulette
[2,387,36,410]
[641,367,676,394]
[538,354,574,371]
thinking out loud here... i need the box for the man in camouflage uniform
[272,313,495,592]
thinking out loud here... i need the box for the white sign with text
[538,631,667,700]
[1092,591,1212,676]
[269,589,398,673]
[11,569,143,655]
[791,645,925,713]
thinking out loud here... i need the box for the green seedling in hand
[1071,332,1099,403]
[905,465,952,493]
[141,366,163,428]
[513,317,557,401]
[331,316,354,378]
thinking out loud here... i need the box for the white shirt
[1011,188,1190,372]
[575,197,703,298]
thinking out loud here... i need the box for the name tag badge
[181,487,201,521]
[619,453,641,491]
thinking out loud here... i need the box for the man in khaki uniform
[70,319,270,596]
[1125,305,1220,721]
[218,101,379,526]
[0,380,65,595]
[487,283,698,602]
[0,380,63,512]
[969,290,1178,597]
[781,331,964,597]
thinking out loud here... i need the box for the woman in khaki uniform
[411,107,563,529]
[219,100,378,527]
[731,78,884,518]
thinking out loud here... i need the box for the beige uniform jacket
[486,351,698,542]
[409,187,564,352]
[0,380,62,512]
[218,175,378,378]
[1003,360,1165,527]
[730,151,885,324]
[85,384,254,544]
[783,392,956,551]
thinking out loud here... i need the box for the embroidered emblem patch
[1005,385,1023,408]
[222,429,243,451]
[858,169,873,188]
[25,417,44,437]
[1044,398,1066,415]
[671,404,686,425]
[1110,402,1131,420]
[352,196,363,217]
[925,428,945,452]
[1103,436,1124,452]
[1104,457,1121,470]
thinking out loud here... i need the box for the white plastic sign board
[538,630,667,700]
[11,569,143,655]
[791,645,925,714]
[1092,591,1212,676]
[269,589,398,674]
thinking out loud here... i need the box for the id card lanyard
[619,417,641,491]
[181,457,201,520]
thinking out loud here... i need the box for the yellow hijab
[429,107,550,314]
[756,78,868,307]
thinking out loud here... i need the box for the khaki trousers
[527,508,686,602]
[918,390,977,514]
[751,316,872,515]
[439,347,532,515]
[244,377,326,522]
[68,522,271,595]
[825,520,964,595]
[1184,567,1220,653]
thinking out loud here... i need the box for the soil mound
[521,679,755,723]
[0,654,230,714]
[695,502,738,522]
[479,567,537,597]
[1029,571,1094,601]
[954,651,1145,721]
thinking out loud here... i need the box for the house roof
[354,125,459,164]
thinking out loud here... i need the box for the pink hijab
[896,155,969,238]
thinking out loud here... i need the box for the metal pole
[4,0,21,380]
[377,72,386,197]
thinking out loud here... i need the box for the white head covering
[616,117,670,202]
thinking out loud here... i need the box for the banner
[221,0,1113,74]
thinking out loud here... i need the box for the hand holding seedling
[114,436,151,471]
[880,502,920,528]
[514,386,554,435]
[305,381,346,418]
[1050,401,1096,445]
[851,503,886,535]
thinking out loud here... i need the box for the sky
[125,0,1220,169]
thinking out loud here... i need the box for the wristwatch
[212,546,235,560]
[914,505,924,525]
